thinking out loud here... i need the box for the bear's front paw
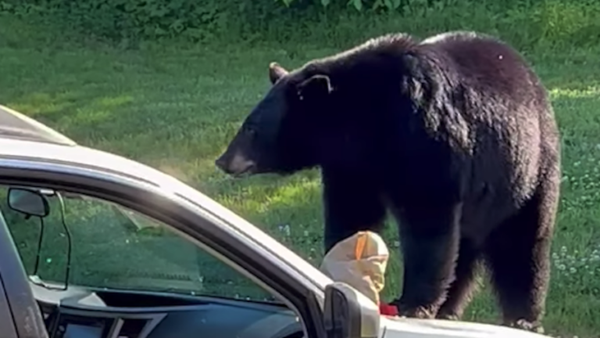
[391,300,436,319]
[505,319,545,334]
[435,313,460,321]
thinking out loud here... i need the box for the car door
[0,202,47,338]
[0,154,327,338]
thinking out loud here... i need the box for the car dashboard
[32,282,304,338]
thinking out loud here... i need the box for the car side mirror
[324,282,380,338]
[7,188,50,218]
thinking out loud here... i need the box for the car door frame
[0,156,328,338]
[0,200,47,338]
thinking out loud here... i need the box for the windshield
[0,186,276,302]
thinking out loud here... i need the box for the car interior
[1,185,307,338]
[32,283,304,338]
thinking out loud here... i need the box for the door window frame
[0,157,327,338]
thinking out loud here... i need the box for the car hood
[0,105,77,146]
[381,316,550,338]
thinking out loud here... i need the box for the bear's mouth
[230,164,257,178]
[215,155,259,177]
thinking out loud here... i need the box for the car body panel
[381,316,549,338]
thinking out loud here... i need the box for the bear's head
[215,61,377,177]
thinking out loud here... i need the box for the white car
[0,104,549,338]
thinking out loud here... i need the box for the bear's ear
[296,74,333,101]
[269,62,288,85]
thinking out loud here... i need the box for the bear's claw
[505,319,545,334]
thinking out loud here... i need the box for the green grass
[1,14,600,338]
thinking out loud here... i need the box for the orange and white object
[319,231,390,307]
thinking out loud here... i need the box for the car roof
[0,105,77,146]
[0,105,332,290]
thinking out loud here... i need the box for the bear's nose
[215,156,230,173]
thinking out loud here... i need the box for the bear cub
[215,31,561,333]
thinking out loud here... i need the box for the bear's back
[418,31,546,111]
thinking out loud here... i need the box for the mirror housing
[324,282,380,338]
[7,188,50,218]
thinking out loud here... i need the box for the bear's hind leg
[436,238,481,320]
[483,174,558,333]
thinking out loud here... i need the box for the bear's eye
[246,126,256,137]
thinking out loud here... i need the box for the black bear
[215,31,561,333]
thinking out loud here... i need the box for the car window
[0,185,276,302]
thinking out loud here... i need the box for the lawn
[1,15,600,338]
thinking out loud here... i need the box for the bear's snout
[215,150,257,177]
[214,155,231,173]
